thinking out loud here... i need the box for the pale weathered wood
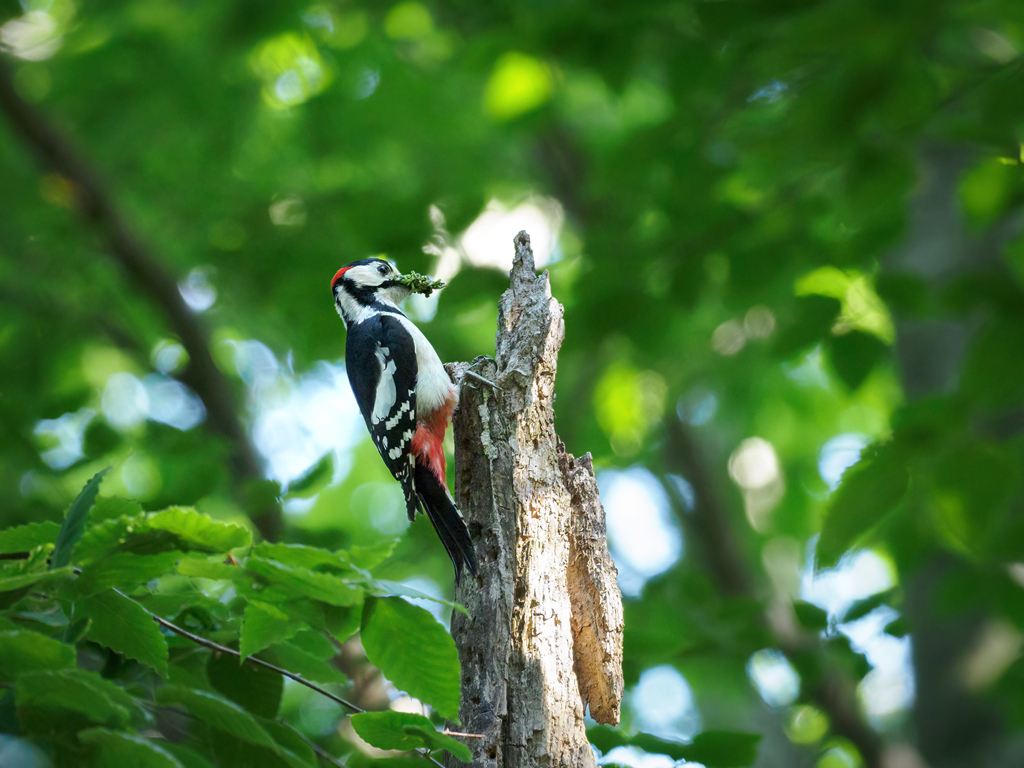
[448,231,623,768]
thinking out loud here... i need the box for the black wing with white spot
[345,314,420,519]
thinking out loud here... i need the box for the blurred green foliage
[2,0,1024,766]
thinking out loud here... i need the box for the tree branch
[0,57,280,541]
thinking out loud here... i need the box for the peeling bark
[448,231,623,768]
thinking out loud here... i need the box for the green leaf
[80,728,186,768]
[252,542,352,573]
[156,686,278,749]
[680,731,762,768]
[829,330,886,391]
[246,556,363,607]
[0,522,60,555]
[147,507,252,552]
[52,467,109,568]
[79,589,169,676]
[346,540,399,570]
[0,559,74,594]
[259,718,319,768]
[350,710,435,751]
[792,601,829,632]
[73,551,182,597]
[370,580,469,616]
[405,725,473,762]
[841,586,900,623]
[884,616,908,638]
[208,651,284,718]
[16,668,139,731]
[0,630,75,682]
[589,727,761,768]
[285,453,333,498]
[74,509,250,564]
[361,597,461,720]
[321,600,363,643]
[816,444,909,568]
[161,743,217,768]
[240,599,305,660]
[177,556,247,580]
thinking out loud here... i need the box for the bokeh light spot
[598,467,682,596]
[484,52,552,121]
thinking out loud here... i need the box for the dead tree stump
[448,231,624,768]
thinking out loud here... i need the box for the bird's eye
[378,264,389,276]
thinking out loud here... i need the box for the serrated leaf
[52,467,109,568]
[148,507,251,552]
[0,522,60,555]
[369,580,469,616]
[80,728,185,768]
[251,542,354,574]
[246,556,362,607]
[208,651,283,718]
[351,711,434,751]
[73,551,182,597]
[177,556,246,580]
[16,668,138,731]
[90,496,144,522]
[287,629,337,660]
[79,589,168,675]
[0,561,74,594]
[405,725,473,762]
[361,597,460,720]
[321,600,363,643]
[816,444,908,568]
[156,686,279,749]
[0,630,75,682]
[346,540,399,570]
[240,600,304,660]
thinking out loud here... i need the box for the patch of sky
[34,408,95,470]
[748,649,800,709]
[241,349,364,489]
[818,433,869,490]
[597,467,682,597]
[802,543,914,720]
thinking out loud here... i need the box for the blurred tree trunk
[885,144,1024,768]
[0,60,281,541]
[448,231,624,768]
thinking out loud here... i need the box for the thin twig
[116,590,447,768]
[147,611,364,714]
[442,730,484,738]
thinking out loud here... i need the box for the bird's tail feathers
[414,462,478,584]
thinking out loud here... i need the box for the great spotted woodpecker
[331,258,477,582]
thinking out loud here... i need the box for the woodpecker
[331,258,477,582]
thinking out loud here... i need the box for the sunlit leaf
[52,467,109,568]
[79,589,169,676]
[360,596,460,720]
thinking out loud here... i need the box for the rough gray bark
[448,231,623,768]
